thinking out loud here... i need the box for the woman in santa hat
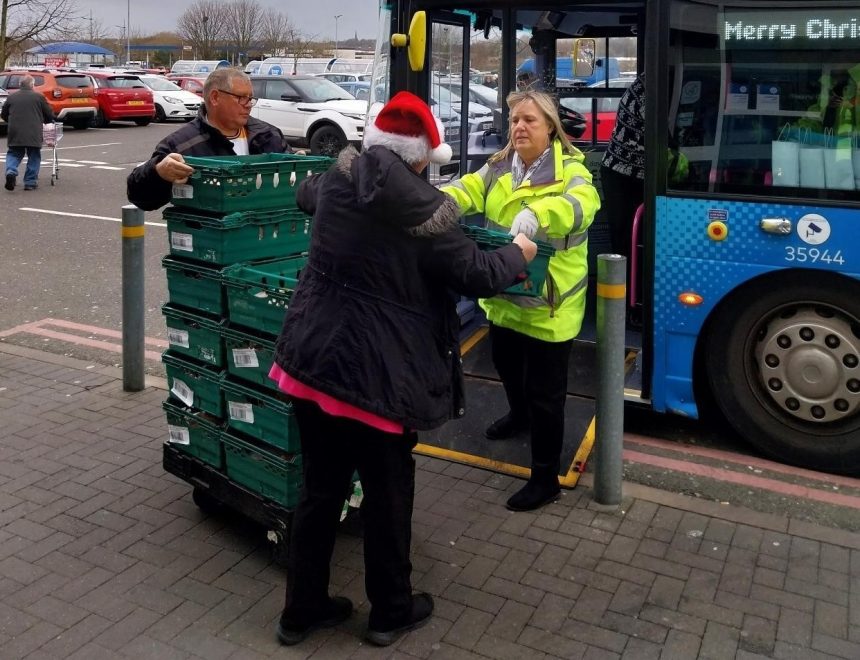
[269,91,538,648]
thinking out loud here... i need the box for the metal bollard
[594,254,627,506]
[122,205,146,392]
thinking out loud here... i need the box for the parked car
[87,72,155,127]
[0,69,97,129]
[250,75,368,156]
[434,78,500,111]
[167,76,206,97]
[0,87,7,133]
[559,78,632,142]
[135,74,202,122]
[335,80,372,101]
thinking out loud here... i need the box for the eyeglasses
[217,89,257,107]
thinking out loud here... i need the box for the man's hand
[509,208,539,239]
[512,233,537,264]
[156,153,195,184]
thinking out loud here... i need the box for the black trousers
[599,165,644,260]
[283,398,417,628]
[489,323,573,473]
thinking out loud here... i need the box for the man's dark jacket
[126,113,287,210]
[0,89,54,148]
[273,145,526,431]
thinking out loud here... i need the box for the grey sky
[74,0,379,41]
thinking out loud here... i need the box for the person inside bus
[126,68,291,211]
[269,91,538,647]
[442,90,601,512]
[797,67,860,137]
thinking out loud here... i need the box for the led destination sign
[723,9,860,43]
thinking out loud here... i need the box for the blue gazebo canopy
[25,41,115,56]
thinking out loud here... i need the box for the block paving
[0,344,859,659]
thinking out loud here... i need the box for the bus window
[669,2,860,200]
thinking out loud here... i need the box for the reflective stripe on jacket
[441,139,600,342]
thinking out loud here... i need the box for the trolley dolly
[42,122,63,186]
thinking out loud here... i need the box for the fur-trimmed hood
[335,145,460,236]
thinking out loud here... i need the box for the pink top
[268,363,404,434]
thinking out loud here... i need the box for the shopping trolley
[42,122,63,186]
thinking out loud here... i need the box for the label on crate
[167,328,190,348]
[228,401,255,423]
[232,348,259,368]
[200,347,216,363]
[172,183,194,199]
[170,232,194,252]
[171,378,195,407]
[167,424,191,445]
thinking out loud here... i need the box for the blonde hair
[488,90,576,164]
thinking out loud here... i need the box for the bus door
[392,4,641,484]
[650,0,860,474]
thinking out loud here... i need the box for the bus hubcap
[755,307,860,423]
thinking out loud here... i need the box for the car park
[250,75,368,156]
[316,72,372,84]
[0,69,97,129]
[559,77,632,142]
[335,80,372,101]
[87,72,155,127]
[434,78,500,111]
[135,74,202,122]
[167,76,206,97]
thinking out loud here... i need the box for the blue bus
[372,0,860,476]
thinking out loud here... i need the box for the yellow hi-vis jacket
[442,139,600,342]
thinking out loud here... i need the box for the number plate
[70,97,91,104]
[127,100,145,105]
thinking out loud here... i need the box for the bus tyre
[705,272,860,474]
[309,125,346,157]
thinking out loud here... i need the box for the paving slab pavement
[1,342,859,660]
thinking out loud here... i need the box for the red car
[88,72,155,127]
[560,78,632,142]
[167,75,206,97]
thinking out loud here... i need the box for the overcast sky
[74,0,380,41]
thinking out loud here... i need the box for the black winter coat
[273,145,527,431]
[126,113,288,211]
[0,89,54,148]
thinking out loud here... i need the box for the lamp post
[334,14,343,57]
[126,0,131,64]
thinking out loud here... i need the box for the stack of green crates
[161,153,332,511]
[461,225,556,297]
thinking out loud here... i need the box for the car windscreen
[104,77,146,89]
[289,77,354,102]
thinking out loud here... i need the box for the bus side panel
[651,195,860,417]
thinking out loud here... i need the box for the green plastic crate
[171,153,332,213]
[162,304,225,367]
[223,326,278,393]
[222,431,302,508]
[461,225,556,297]
[165,206,312,266]
[221,377,299,453]
[162,256,224,317]
[222,256,307,336]
[162,399,223,468]
[162,351,224,417]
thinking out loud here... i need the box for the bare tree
[177,0,228,60]
[285,27,319,73]
[224,0,262,65]
[0,0,78,68]
[259,7,292,58]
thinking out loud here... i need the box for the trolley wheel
[704,271,860,474]
[267,522,291,567]
[192,487,223,514]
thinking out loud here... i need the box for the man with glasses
[127,68,291,210]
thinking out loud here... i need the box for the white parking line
[76,160,109,165]
[56,142,123,150]
[90,165,125,171]
[18,207,167,228]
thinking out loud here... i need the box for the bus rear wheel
[704,272,860,474]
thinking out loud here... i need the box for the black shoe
[4,174,15,191]
[24,184,37,191]
[366,592,434,647]
[506,476,561,512]
[485,412,529,440]
[277,596,353,645]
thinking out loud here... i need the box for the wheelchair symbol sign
[797,214,830,245]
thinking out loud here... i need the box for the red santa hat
[364,91,453,165]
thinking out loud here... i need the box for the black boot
[277,596,353,645]
[366,592,434,646]
[485,412,529,440]
[506,465,560,512]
